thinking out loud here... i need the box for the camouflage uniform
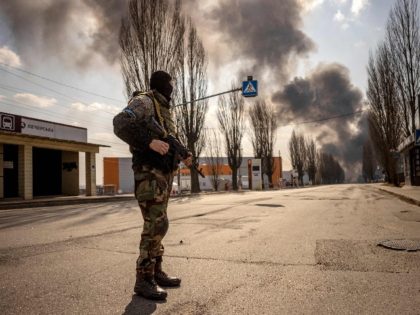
[128,91,177,277]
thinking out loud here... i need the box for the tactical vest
[128,91,179,173]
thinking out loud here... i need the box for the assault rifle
[145,117,205,178]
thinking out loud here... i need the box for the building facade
[0,112,105,200]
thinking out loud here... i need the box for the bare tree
[362,139,376,182]
[205,129,223,191]
[119,0,184,97]
[120,1,208,193]
[305,138,317,185]
[248,100,278,188]
[289,130,306,185]
[367,43,403,186]
[174,19,208,193]
[217,87,245,191]
[387,0,420,137]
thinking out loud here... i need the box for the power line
[201,109,366,131]
[1,101,129,149]
[0,63,125,103]
[0,98,114,129]
[0,67,121,116]
[279,109,366,128]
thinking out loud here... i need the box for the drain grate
[254,204,284,208]
[377,239,420,252]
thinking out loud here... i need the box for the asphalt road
[1,184,419,314]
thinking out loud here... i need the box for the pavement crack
[79,246,136,255]
[165,254,316,267]
[171,197,272,221]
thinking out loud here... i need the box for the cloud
[333,9,352,30]
[0,46,22,67]
[0,0,127,68]
[299,0,325,12]
[90,132,117,142]
[272,63,365,179]
[13,93,57,108]
[334,10,345,22]
[71,102,120,114]
[351,0,369,16]
[354,40,366,48]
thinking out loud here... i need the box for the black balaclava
[150,70,173,102]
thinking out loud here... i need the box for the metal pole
[174,87,241,107]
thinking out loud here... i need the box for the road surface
[1,184,419,314]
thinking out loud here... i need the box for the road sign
[416,129,420,146]
[242,80,258,97]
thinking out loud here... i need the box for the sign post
[174,76,259,107]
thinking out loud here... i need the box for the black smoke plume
[209,0,315,82]
[273,63,366,179]
[0,0,127,68]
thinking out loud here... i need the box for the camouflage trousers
[134,165,174,276]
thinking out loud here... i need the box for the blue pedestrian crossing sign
[416,129,420,146]
[242,80,258,97]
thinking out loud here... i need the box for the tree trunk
[190,157,201,193]
[232,167,238,191]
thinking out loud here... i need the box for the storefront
[0,112,106,199]
[398,130,420,186]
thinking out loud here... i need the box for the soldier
[125,71,192,300]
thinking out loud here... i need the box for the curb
[0,190,251,210]
[0,196,136,210]
[378,187,420,207]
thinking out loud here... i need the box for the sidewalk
[0,190,246,210]
[377,184,420,207]
[0,194,135,210]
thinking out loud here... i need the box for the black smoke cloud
[0,0,127,68]
[273,63,366,179]
[209,0,315,82]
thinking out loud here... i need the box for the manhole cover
[254,204,284,208]
[377,239,420,252]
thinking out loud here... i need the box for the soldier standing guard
[123,71,192,300]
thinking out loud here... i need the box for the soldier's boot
[154,256,181,287]
[134,270,167,300]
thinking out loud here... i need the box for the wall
[103,157,119,192]
[61,150,79,196]
[118,158,134,193]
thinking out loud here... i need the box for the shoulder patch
[127,94,154,121]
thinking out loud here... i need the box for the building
[103,156,283,193]
[398,132,420,186]
[0,112,106,200]
[103,157,134,194]
[396,95,420,186]
[182,156,283,191]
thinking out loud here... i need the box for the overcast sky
[0,0,396,184]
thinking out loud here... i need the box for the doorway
[33,147,62,196]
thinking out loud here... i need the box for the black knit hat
[150,70,173,101]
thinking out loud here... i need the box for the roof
[0,130,109,153]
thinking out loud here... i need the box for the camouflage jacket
[128,90,176,171]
